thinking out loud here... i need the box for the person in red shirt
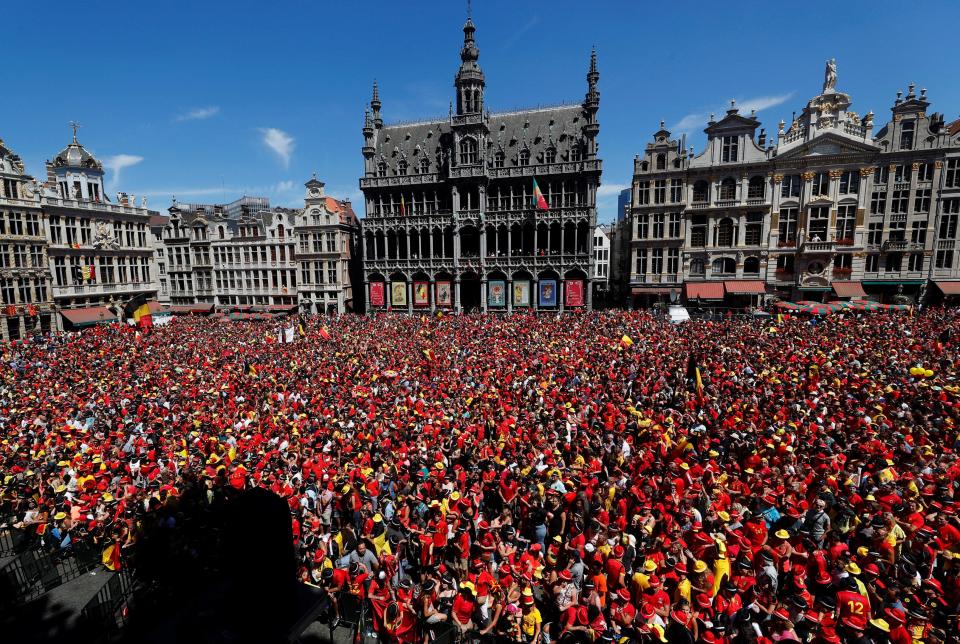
[451,583,477,634]
[835,577,870,631]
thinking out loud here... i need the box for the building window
[519,149,530,166]
[743,256,761,274]
[914,189,931,213]
[668,212,681,237]
[712,257,735,274]
[459,138,478,165]
[808,206,829,241]
[652,214,665,238]
[636,181,650,205]
[690,215,707,247]
[654,180,666,204]
[747,176,765,200]
[885,253,902,272]
[899,121,915,150]
[377,161,387,177]
[655,153,666,170]
[908,253,924,271]
[894,164,910,184]
[888,219,906,242]
[670,179,683,203]
[493,151,504,168]
[569,145,582,162]
[836,205,856,242]
[911,220,927,245]
[868,222,883,245]
[692,180,709,202]
[945,159,960,188]
[635,249,647,275]
[874,166,889,184]
[936,250,954,269]
[721,136,738,163]
[545,147,557,164]
[667,248,679,274]
[939,199,959,239]
[781,175,801,199]
[636,214,649,239]
[715,218,735,247]
[689,257,705,275]
[397,160,408,175]
[916,163,932,182]
[870,191,886,215]
[812,172,829,197]
[865,253,880,272]
[891,190,909,213]
[745,213,763,245]
[779,208,798,244]
[718,178,736,201]
[839,171,860,195]
[651,248,663,274]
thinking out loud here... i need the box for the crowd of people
[1,309,959,643]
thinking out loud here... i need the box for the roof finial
[467,0,472,19]
[372,79,380,105]
[69,121,81,144]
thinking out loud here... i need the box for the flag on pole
[102,543,121,571]
[133,303,153,328]
[620,334,633,348]
[532,178,549,210]
[400,194,406,216]
[695,367,704,399]
[82,266,92,281]
[298,323,306,337]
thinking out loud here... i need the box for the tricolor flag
[695,367,704,399]
[620,335,633,348]
[532,178,549,210]
[423,348,435,362]
[298,323,306,337]
[400,194,406,216]
[102,543,121,571]
[245,361,258,377]
[133,303,153,328]
[82,266,92,282]
[319,327,331,341]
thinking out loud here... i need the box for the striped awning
[724,280,767,295]
[832,281,867,298]
[684,282,725,300]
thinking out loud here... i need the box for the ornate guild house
[627,60,960,308]
[359,17,602,312]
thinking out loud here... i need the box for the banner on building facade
[513,280,530,307]
[488,280,506,307]
[566,279,585,307]
[391,282,407,307]
[539,279,558,307]
[370,282,385,307]
[436,281,452,307]
[414,282,430,306]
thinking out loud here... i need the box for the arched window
[900,120,915,150]
[656,153,666,170]
[459,138,478,165]
[277,224,285,238]
[545,147,557,164]
[397,160,408,176]
[693,180,709,202]
[715,217,735,246]
[719,178,736,201]
[690,258,705,275]
[748,176,766,199]
[377,161,387,177]
[519,149,530,166]
[743,256,761,274]
[419,157,430,174]
[712,257,736,274]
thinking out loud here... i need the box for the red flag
[319,327,331,341]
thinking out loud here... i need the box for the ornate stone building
[0,136,53,340]
[41,130,159,329]
[626,61,960,308]
[359,17,601,313]
[152,181,359,313]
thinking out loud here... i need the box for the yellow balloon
[924,369,934,378]
[909,367,919,376]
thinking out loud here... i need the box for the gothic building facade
[626,61,960,308]
[359,18,601,313]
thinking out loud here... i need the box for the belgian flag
[687,354,704,400]
[133,303,153,328]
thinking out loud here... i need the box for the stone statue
[93,221,119,250]
[141,196,148,208]
[823,58,837,94]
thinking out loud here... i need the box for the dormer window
[494,150,505,168]
[721,136,739,162]
[420,157,430,174]
[377,161,387,177]
[656,153,666,170]
[570,145,582,162]
[459,138,478,165]
[397,160,408,176]
[519,149,530,166]
[545,147,557,164]
[899,120,915,150]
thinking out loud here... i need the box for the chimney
[45,161,57,188]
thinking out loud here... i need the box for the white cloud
[260,128,295,168]
[597,183,628,198]
[104,154,144,191]
[175,106,220,122]
[274,180,295,193]
[670,93,794,133]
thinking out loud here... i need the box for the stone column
[507,279,513,313]
[407,281,413,315]
[481,279,487,312]
[454,278,461,313]
[559,279,565,313]
[586,278,594,311]
[532,277,538,312]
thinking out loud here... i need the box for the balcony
[882,239,909,252]
[802,240,835,253]
[937,240,956,250]
[42,196,148,217]
[714,199,737,208]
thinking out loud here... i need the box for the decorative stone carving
[93,222,120,250]
[801,172,815,182]
[823,58,837,94]
[829,169,843,179]
[858,167,873,177]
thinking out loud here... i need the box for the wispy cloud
[670,92,794,133]
[260,127,295,168]
[502,16,540,49]
[175,106,220,122]
[104,154,144,191]
[274,180,295,193]
[597,183,628,198]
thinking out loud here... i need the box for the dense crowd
[1,309,959,643]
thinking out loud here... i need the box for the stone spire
[455,15,485,115]
[371,80,382,128]
[583,48,600,159]
[585,47,600,110]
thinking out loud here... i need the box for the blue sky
[2,0,958,222]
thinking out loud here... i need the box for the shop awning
[631,287,674,295]
[724,280,767,295]
[145,300,166,313]
[684,282,725,300]
[832,281,867,298]
[934,281,960,295]
[60,306,117,327]
[169,304,214,315]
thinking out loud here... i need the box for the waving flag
[400,194,406,216]
[532,178,549,210]
[319,327,331,341]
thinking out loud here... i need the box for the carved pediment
[777,132,879,160]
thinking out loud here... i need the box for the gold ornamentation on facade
[829,169,843,179]
[801,172,815,181]
[773,174,784,183]
[935,161,943,169]
[858,167,872,177]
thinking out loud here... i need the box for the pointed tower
[454,17,485,115]
[583,48,600,160]
[371,80,383,129]
[362,108,376,176]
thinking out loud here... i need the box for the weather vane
[68,121,81,143]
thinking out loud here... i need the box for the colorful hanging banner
[391,281,407,307]
[539,279,558,307]
[370,282,385,307]
[513,280,530,307]
[488,280,506,307]
[414,281,429,306]
[436,281,452,307]
[566,279,585,307]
